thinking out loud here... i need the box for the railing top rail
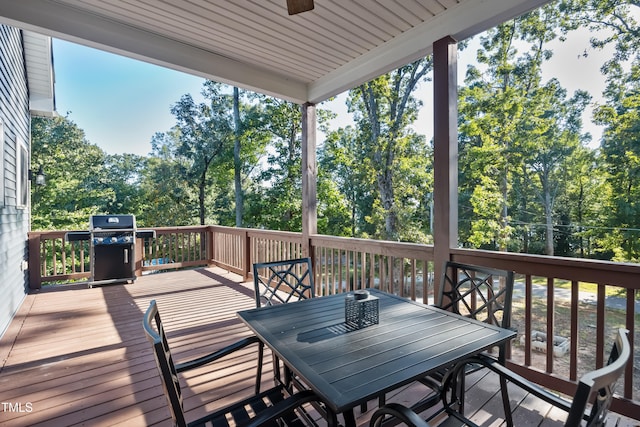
[452,248,640,289]
[311,234,434,259]
[28,230,77,238]
[209,224,303,241]
[152,225,208,233]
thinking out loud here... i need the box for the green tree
[150,81,234,225]
[561,0,640,260]
[231,89,272,227]
[459,5,588,254]
[140,133,197,227]
[319,126,375,237]
[560,0,640,73]
[346,58,433,241]
[520,83,590,255]
[31,115,111,230]
[245,99,306,231]
[559,145,607,257]
[102,153,147,220]
[233,87,242,227]
[593,62,640,261]
[459,20,529,250]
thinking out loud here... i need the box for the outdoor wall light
[30,165,46,186]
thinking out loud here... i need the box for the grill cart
[66,214,155,288]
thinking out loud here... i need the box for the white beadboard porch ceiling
[0,0,551,104]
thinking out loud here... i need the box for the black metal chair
[253,257,315,389]
[411,262,515,418]
[253,257,315,307]
[143,300,336,427]
[370,328,631,427]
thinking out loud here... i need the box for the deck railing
[27,226,212,285]
[27,225,638,419]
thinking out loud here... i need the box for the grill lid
[89,214,136,230]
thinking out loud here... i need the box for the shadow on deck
[0,267,636,426]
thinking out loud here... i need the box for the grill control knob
[123,236,131,243]
[95,237,103,244]
[111,237,118,243]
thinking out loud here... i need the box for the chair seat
[143,300,336,427]
[188,386,312,427]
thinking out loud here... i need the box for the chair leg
[256,341,264,394]
[442,365,464,415]
[499,375,513,427]
[273,354,282,386]
[343,409,356,426]
[284,365,294,391]
[457,370,466,414]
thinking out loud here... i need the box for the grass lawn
[528,275,636,298]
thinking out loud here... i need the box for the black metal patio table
[237,289,516,426]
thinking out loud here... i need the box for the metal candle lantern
[345,290,379,329]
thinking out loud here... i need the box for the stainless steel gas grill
[66,214,155,288]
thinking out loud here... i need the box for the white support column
[301,102,317,257]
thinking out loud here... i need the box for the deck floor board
[0,267,636,426]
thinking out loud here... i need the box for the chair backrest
[253,257,315,307]
[566,328,631,427]
[143,300,188,427]
[438,261,515,331]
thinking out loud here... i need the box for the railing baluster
[596,283,606,368]
[570,280,579,381]
[624,288,635,399]
[524,274,532,367]
[546,277,555,373]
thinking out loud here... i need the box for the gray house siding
[0,24,31,338]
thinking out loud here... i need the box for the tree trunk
[199,172,206,226]
[233,87,243,227]
[542,172,554,256]
[545,193,554,255]
[377,168,397,238]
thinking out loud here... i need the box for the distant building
[0,25,55,338]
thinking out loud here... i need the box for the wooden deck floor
[0,267,637,427]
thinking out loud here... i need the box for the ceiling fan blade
[287,0,314,15]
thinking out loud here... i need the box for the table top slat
[238,289,516,414]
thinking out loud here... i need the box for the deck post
[432,36,458,284]
[27,233,42,290]
[134,237,143,276]
[301,102,317,258]
[243,229,251,280]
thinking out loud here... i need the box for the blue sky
[53,31,607,157]
[54,39,207,156]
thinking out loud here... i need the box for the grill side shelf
[135,230,155,239]
[65,231,91,242]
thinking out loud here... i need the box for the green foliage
[319,126,376,237]
[459,4,591,255]
[138,150,197,227]
[593,61,640,260]
[31,115,112,230]
[244,99,304,231]
[340,58,433,241]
